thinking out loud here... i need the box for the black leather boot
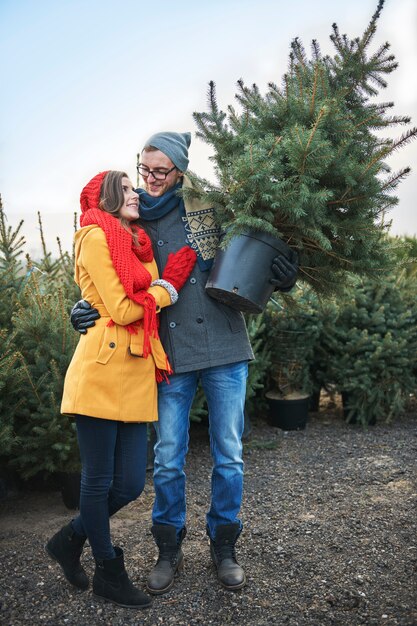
[146,525,186,595]
[93,546,151,609]
[209,523,246,590]
[45,522,89,590]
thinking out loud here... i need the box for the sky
[1,0,416,256]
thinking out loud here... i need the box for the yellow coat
[61,224,172,422]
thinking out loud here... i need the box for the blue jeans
[71,415,147,560]
[152,361,248,539]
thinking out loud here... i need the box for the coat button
[169,321,176,328]
[196,317,204,324]
[109,342,116,348]
[190,277,196,284]
[157,240,164,247]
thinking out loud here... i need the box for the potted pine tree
[185,1,416,313]
[263,288,322,430]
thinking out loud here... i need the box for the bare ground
[0,395,416,626]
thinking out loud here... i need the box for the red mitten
[162,246,197,292]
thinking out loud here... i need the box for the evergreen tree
[188,1,416,295]
[319,271,417,424]
[0,201,27,463]
[9,269,81,477]
[263,288,323,397]
[0,203,81,478]
[0,332,25,459]
[0,200,26,330]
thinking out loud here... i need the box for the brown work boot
[209,523,246,590]
[146,525,186,595]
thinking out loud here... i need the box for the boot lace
[214,540,237,563]
[157,543,180,568]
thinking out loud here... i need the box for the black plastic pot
[266,392,310,430]
[205,230,292,314]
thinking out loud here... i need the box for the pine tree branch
[359,0,385,51]
[301,107,327,173]
[268,136,283,157]
[296,65,304,99]
[309,65,319,116]
[358,127,417,182]
[327,195,368,207]
[381,167,411,192]
[311,39,321,62]
[208,80,219,115]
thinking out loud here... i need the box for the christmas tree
[0,203,81,478]
[319,270,417,424]
[188,1,416,295]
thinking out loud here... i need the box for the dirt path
[0,399,416,625]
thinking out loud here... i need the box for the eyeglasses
[137,164,177,180]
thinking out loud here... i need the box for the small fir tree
[187,1,416,295]
[0,332,26,459]
[0,202,27,463]
[263,288,323,398]
[9,270,81,477]
[0,200,26,330]
[319,271,417,424]
[0,204,81,478]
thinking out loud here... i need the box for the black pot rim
[220,229,292,259]
[265,391,310,402]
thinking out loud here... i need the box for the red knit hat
[80,171,110,214]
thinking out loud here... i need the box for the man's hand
[270,250,299,292]
[70,300,100,334]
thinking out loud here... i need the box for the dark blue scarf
[137,184,213,271]
[138,183,182,220]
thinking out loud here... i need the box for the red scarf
[79,172,160,361]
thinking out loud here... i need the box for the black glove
[70,299,100,334]
[270,250,299,292]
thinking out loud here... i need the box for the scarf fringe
[106,319,139,335]
[106,316,171,379]
[155,355,173,384]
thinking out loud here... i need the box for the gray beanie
[143,131,191,172]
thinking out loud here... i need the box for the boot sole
[45,544,89,591]
[93,591,152,609]
[146,556,184,595]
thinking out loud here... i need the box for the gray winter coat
[143,182,254,373]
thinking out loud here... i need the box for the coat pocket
[96,325,118,364]
[217,302,246,333]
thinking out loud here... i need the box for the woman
[46,170,196,609]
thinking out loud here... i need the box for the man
[72,131,298,594]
